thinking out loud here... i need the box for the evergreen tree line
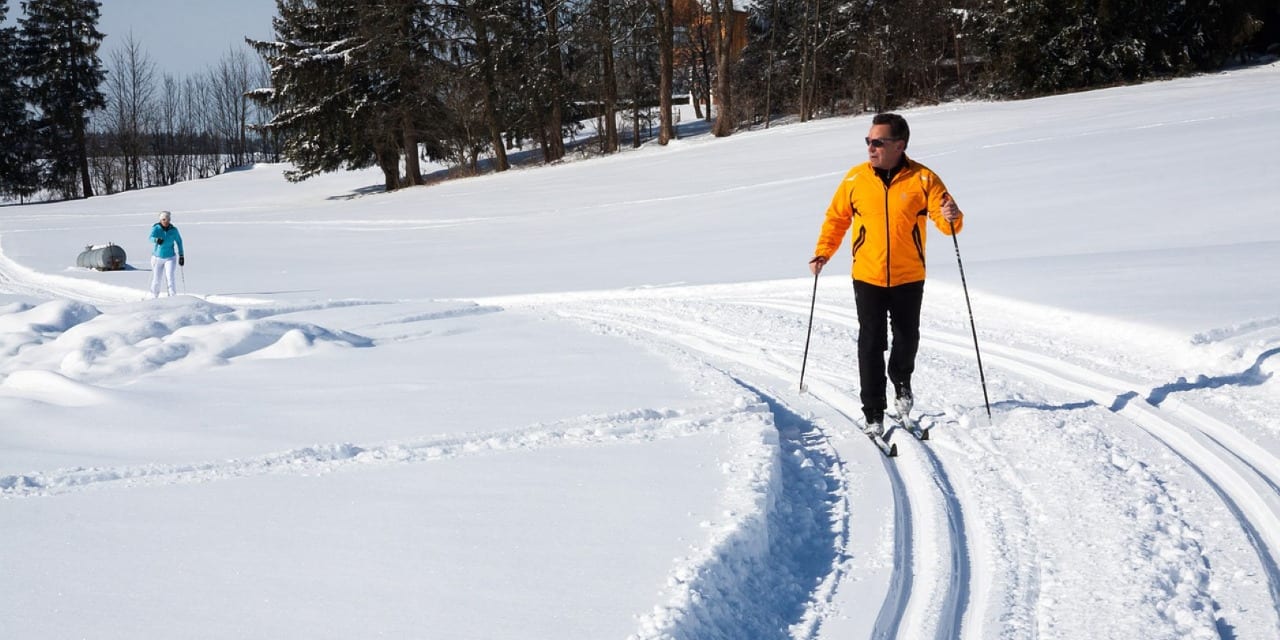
[0,0,277,203]
[735,0,1278,125]
[251,0,1275,191]
[2,0,1275,200]
[247,0,696,191]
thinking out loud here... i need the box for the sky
[98,0,277,76]
[0,0,279,78]
[2,63,1279,639]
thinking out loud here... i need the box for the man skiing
[149,210,185,298]
[808,113,963,437]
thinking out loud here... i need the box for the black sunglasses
[865,137,900,148]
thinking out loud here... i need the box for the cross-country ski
[889,411,930,441]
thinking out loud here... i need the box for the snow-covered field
[3,63,1279,639]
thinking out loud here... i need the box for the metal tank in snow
[76,243,128,271]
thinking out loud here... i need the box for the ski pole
[949,218,992,419]
[798,265,820,393]
[180,262,187,295]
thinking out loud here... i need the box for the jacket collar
[874,155,910,187]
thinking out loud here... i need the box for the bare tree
[707,0,735,136]
[455,0,511,172]
[185,75,220,179]
[149,73,193,186]
[538,0,568,162]
[676,0,713,120]
[209,46,255,169]
[595,0,621,152]
[614,0,658,148]
[569,0,620,153]
[104,32,156,190]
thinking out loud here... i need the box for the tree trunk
[468,6,509,172]
[804,0,822,120]
[75,121,94,198]
[765,0,778,128]
[798,0,810,122]
[653,0,675,144]
[632,83,642,148]
[539,0,566,162]
[377,144,400,191]
[239,93,249,166]
[602,54,619,152]
[596,0,619,152]
[696,13,713,121]
[709,0,735,137]
[403,112,423,186]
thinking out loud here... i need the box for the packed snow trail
[0,236,269,306]
[767,293,1280,614]
[550,300,970,640]
[0,237,143,305]
[483,277,1280,639]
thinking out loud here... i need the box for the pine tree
[18,0,106,199]
[250,0,448,191]
[355,0,450,185]
[470,0,574,162]
[0,0,38,199]
[445,0,515,171]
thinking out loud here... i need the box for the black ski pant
[852,279,924,422]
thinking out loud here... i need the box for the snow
[3,62,1280,638]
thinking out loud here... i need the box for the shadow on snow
[664,377,843,639]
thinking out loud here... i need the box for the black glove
[178,256,185,266]
[156,237,163,245]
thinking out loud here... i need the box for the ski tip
[889,443,898,457]
[920,429,930,441]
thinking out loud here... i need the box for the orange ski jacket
[813,157,962,287]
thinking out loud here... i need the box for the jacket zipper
[883,182,891,287]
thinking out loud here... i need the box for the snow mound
[0,299,101,356]
[0,369,112,407]
[0,297,372,384]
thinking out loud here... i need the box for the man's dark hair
[872,113,910,146]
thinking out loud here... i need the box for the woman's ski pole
[949,218,992,419]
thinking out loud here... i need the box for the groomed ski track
[485,277,1280,640]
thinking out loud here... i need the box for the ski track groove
[921,331,1280,613]
[783,295,1280,624]
[538,288,1280,638]
[552,303,964,640]
[914,438,972,640]
[555,307,866,639]
[756,295,1280,618]
[0,406,736,498]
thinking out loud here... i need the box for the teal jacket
[150,223,184,259]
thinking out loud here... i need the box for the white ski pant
[151,255,177,297]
